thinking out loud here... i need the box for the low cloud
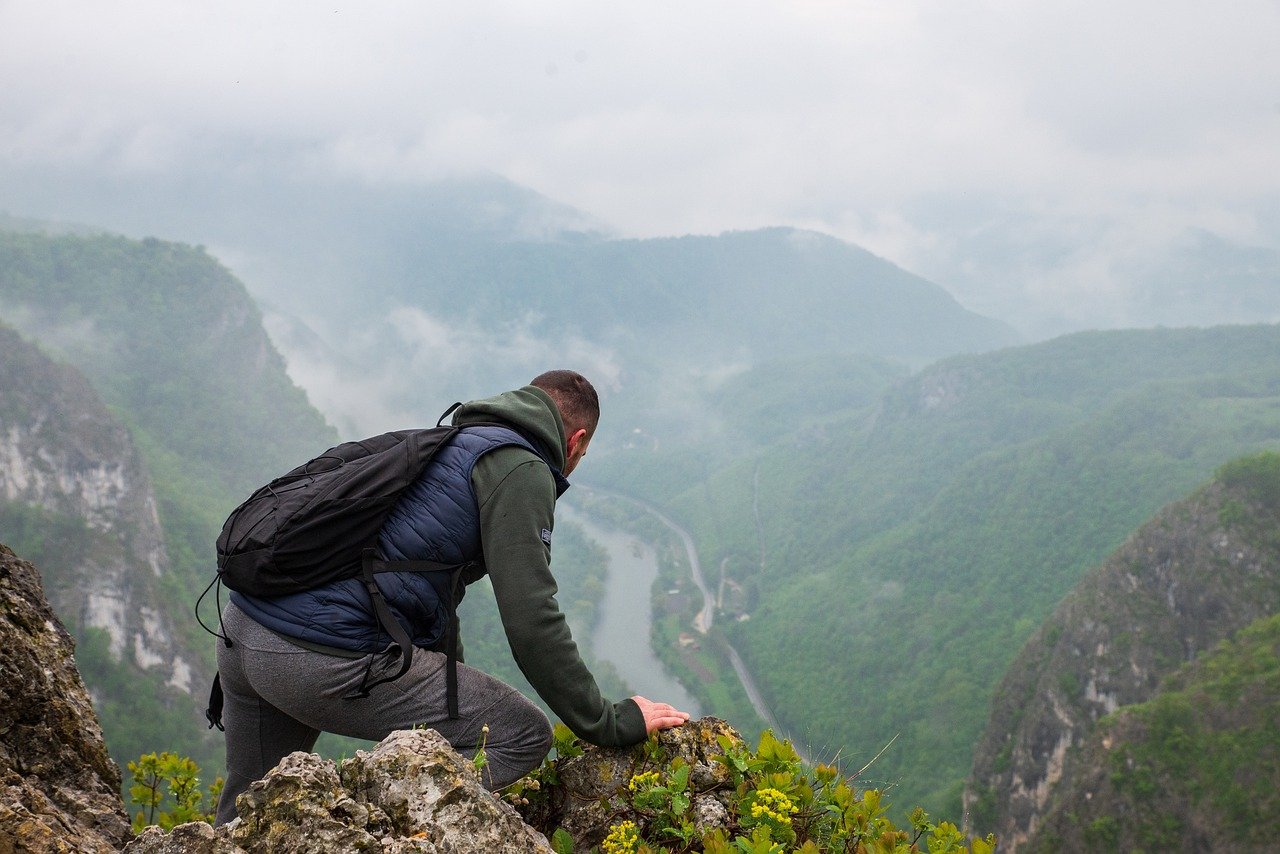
[264,304,623,438]
[2,0,1276,336]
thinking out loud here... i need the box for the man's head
[530,369,598,476]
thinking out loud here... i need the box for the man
[214,370,689,825]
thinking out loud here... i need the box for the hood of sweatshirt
[451,385,567,474]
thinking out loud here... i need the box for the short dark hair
[531,370,599,438]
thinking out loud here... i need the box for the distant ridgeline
[967,452,1280,851]
[376,227,1020,366]
[0,229,337,781]
[602,323,1280,818]
[255,223,1021,442]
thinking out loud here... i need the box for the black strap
[444,567,467,719]
[197,574,231,732]
[347,549,466,719]
[195,574,233,647]
[206,673,225,731]
[437,401,462,427]
[346,549,416,698]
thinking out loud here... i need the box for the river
[565,499,805,763]
[560,503,702,716]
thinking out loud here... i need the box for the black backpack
[202,405,479,728]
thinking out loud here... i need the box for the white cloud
[2,0,1277,333]
[263,303,623,438]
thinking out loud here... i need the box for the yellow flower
[602,820,641,854]
[627,771,660,792]
[750,788,797,826]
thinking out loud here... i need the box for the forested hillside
[0,323,210,771]
[1027,611,1280,852]
[967,452,1280,849]
[602,324,1280,817]
[0,230,337,585]
[0,229,338,777]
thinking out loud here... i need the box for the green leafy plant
[473,723,490,777]
[128,751,223,832]
[529,729,996,853]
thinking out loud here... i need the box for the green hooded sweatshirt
[453,385,646,748]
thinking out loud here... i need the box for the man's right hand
[631,695,690,734]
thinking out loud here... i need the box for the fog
[262,303,625,437]
[1,1,1277,338]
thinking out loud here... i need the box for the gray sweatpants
[214,601,552,826]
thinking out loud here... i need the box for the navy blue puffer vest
[230,425,561,652]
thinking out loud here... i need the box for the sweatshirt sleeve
[472,447,646,748]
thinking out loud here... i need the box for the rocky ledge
[127,718,745,853]
[3,540,746,853]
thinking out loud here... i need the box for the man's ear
[567,427,588,454]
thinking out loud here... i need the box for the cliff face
[1028,612,1280,852]
[0,543,131,851]
[0,325,196,696]
[965,455,1280,850]
[0,229,337,776]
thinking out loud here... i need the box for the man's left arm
[473,449,647,748]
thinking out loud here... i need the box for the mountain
[0,171,1019,439]
[0,229,337,579]
[359,226,1017,363]
[965,452,1280,850]
[259,224,1018,447]
[0,229,338,777]
[0,323,213,769]
[1025,613,1280,852]
[1129,230,1280,329]
[615,324,1280,817]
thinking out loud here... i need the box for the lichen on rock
[126,728,555,854]
[519,716,743,850]
[125,718,750,853]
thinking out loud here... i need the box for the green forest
[1030,608,1280,851]
[0,231,337,778]
[593,325,1280,815]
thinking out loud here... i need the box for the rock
[125,717,746,852]
[965,470,1280,850]
[0,544,132,852]
[129,729,554,853]
[340,730,552,853]
[229,751,384,852]
[692,793,730,835]
[522,717,741,850]
[128,822,243,854]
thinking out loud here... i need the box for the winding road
[586,491,804,758]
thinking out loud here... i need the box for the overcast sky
[2,0,1277,333]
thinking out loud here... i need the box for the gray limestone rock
[126,729,554,853]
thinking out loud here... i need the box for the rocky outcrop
[127,718,747,853]
[128,730,554,854]
[0,543,131,851]
[965,461,1280,850]
[521,717,741,850]
[1025,612,1280,852]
